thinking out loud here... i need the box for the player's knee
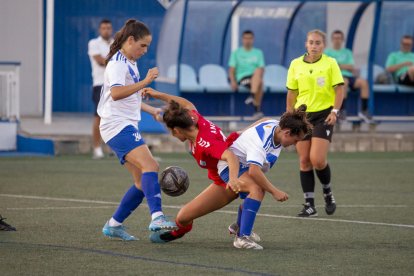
[248,185,265,200]
[142,159,159,172]
[310,157,326,170]
[299,157,312,170]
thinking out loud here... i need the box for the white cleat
[233,236,263,250]
[228,222,261,243]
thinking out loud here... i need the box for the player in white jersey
[217,105,312,249]
[98,19,175,241]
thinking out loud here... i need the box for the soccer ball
[159,166,189,197]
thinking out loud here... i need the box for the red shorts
[208,131,240,188]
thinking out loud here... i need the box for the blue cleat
[149,230,169,243]
[102,221,138,241]
[148,215,177,232]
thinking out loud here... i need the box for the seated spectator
[228,30,265,119]
[386,35,414,87]
[325,30,372,123]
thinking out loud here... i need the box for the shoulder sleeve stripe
[110,83,123,88]
[332,82,345,87]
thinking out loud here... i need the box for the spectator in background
[228,30,265,119]
[386,35,414,87]
[325,30,372,123]
[88,19,114,159]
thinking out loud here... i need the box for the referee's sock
[239,198,261,237]
[300,170,315,206]
[142,172,163,220]
[315,164,332,195]
[111,184,145,226]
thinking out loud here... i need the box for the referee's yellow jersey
[286,53,344,112]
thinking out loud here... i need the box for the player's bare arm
[248,164,288,202]
[142,87,196,111]
[110,67,158,101]
[286,89,298,112]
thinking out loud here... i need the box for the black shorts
[92,86,102,116]
[304,107,334,142]
[344,76,357,91]
[398,73,414,86]
[238,75,253,89]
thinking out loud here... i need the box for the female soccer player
[98,19,175,241]
[143,88,310,249]
[217,105,310,249]
[286,29,345,217]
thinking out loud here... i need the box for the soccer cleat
[102,221,138,241]
[228,222,261,243]
[149,230,184,243]
[297,203,318,217]
[244,96,254,105]
[148,215,177,232]
[324,192,337,215]
[0,215,16,231]
[358,111,375,124]
[252,111,264,120]
[233,236,263,250]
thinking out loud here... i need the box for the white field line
[227,204,409,208]
[6,206,115,211]
[1,194,413,229]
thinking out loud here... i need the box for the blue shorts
[220,163,250,199]
[107,125,146,165]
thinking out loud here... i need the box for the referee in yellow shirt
[286,30,345,217]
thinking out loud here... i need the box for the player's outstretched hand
[152,107,164,122]
[145,67,159,84]
[272,189,289,202]
[142,87,157,100]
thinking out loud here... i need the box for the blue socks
[237,204,243,234]
[239,198,261,237]
[141,172,163,216]
[112,185,145,223]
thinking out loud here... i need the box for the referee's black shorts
[304,107,334,142]
[92,85,102,116]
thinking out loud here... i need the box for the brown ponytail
[163,100,195,130]
[105,19,151,65]
[279,104,312,136]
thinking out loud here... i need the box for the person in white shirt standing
[99,19,176,241]
[88,19,114,159]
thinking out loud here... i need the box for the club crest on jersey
[133,132,141,142]
[317,77,325,87]
[197,138,210,148]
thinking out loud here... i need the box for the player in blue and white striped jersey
[98,19,176,241]
[218,106,312,249]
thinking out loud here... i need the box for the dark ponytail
[163,100,195,130]
[105,19,151,65]
[279,104,312,136]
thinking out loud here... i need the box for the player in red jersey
[142,88,268,243]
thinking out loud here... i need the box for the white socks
[151,211,164,220]
[108,217,122,227]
